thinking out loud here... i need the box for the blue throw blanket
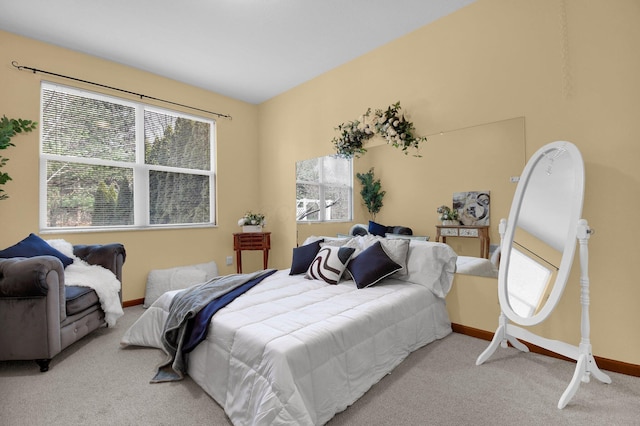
[151,269,277,383]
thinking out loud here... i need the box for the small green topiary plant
[0,115,37,200]
[356,167,386,220]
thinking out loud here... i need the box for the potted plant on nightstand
[437,205,459,225]
[238,211,266,232]
[0,115,37,200]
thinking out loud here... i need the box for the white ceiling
[1,0,474,104]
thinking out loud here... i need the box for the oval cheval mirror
[475,141,611,409]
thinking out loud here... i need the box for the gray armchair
[0,243,126,372]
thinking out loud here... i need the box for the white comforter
[122,269,453,425]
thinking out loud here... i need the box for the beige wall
[1,0,639,366]
[257,0,640,365]
[0,30,266,301]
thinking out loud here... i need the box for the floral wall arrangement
[332,102,426,158]
[332,112,374,159]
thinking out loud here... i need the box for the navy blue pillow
[289,239,324,275]
[368,220,388,237]
[347,241,402,289]
[0,233,74,268]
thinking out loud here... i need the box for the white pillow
[397,241,458,298]
[302,235,351,246]
[143,261,218,307]
[385,233,430,241]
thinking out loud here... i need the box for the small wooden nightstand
[436,225,490,258]
[233,232,271,273]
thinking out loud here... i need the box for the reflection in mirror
[506,247,555,317]
[502,142,581,323]
[295,117,526,269]
[296,155,352,222]
[359,117,525,278]
[507,227,561,317]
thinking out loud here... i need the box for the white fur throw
[47,239,124,327]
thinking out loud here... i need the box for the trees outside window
[40,82,215,230]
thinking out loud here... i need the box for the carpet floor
[1,305,639,425]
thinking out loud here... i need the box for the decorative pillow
[0,233,74,268]
[368,220,388,237]
[321,237,363,280]
[144,261,218,308]
[289,239,324,275]
[305,246,355,285]
[347,241,402,289]
[379,238,410,276]
[357,235,409,277]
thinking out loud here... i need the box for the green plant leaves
[0,115,37,200]
[356,167,385,220]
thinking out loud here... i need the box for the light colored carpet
[1,305,639,425]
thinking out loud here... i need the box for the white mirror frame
[476,141,611,409]
[498,141,584,326]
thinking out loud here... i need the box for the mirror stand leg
[476,311,514,365]
[476,324,504,366]
[506,332,529,353]
[558,354,587,409]
[587,352,612,384]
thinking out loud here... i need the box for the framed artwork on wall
[453,191,490,226]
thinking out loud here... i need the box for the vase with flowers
[437,205,459,226]
[238,211,266,232]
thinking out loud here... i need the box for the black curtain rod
[12,61,232,120]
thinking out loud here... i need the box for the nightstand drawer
[441,228,459,237]
[459,228,479,237]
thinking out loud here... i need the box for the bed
[121,236,457,425]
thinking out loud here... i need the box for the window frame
[39,81,217,232]
[295,155,353,223]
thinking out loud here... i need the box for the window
[296,155,352,222]
[40,82,215,230]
